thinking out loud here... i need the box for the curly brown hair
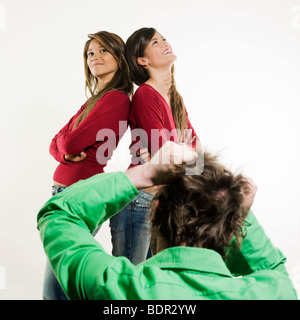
[150,153,250,258]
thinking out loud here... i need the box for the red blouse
[128,83,198,164]
[50,90,130,186]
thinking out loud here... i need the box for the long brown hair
[150,153,250,258]
[125,27,188,140]
[73,31,133,129]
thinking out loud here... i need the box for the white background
[0,0,300,299]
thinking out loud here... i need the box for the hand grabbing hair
[150,152,256,257]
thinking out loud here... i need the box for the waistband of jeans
[52,185,68,192]
[138,189,154,201]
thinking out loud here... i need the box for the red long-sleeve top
[50,90,130,186]
[128,83,199,165]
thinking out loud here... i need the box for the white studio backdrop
[0,0,300,299]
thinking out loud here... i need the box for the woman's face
[87,39,118,82]
[138,31,176,70]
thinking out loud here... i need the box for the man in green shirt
[37,142,297,300]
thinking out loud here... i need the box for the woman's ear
[137,57,148,67]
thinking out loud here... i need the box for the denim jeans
[43,185,100,300]
[109,190,153,265]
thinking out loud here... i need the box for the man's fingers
[150,141,198,165]
[169,142,198,164]
[140,152,150,163]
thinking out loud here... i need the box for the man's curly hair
[150,153,250,258]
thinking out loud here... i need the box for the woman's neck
[96,73,114,92]
[146,67,172,97]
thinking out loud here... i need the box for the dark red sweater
[50,91,130,186]
[128,84,198,164]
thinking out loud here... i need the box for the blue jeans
[109,190,153,265]
[43,185,100,300]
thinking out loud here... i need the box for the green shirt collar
[140,246,233,278]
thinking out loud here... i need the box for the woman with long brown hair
[109,27,199,265]
[44,31,133,300]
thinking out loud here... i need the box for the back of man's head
[150,153,250,257]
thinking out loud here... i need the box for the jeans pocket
[134,200,149,213]
[133,190,153,213]
[109,191,153,232]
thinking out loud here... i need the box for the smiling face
[137,31,177,70]
[87,39,118,85]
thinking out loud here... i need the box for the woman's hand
[64,152,87,162]
[136,148,151,164]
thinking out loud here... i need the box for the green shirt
[37,172,297,300]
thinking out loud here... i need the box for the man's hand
[241,178,257,216]
[64,152,87,162]
[125,141,198,189]
[150,141,198,165]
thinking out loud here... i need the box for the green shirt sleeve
[225,210,289,277]
[37,172,139,300]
